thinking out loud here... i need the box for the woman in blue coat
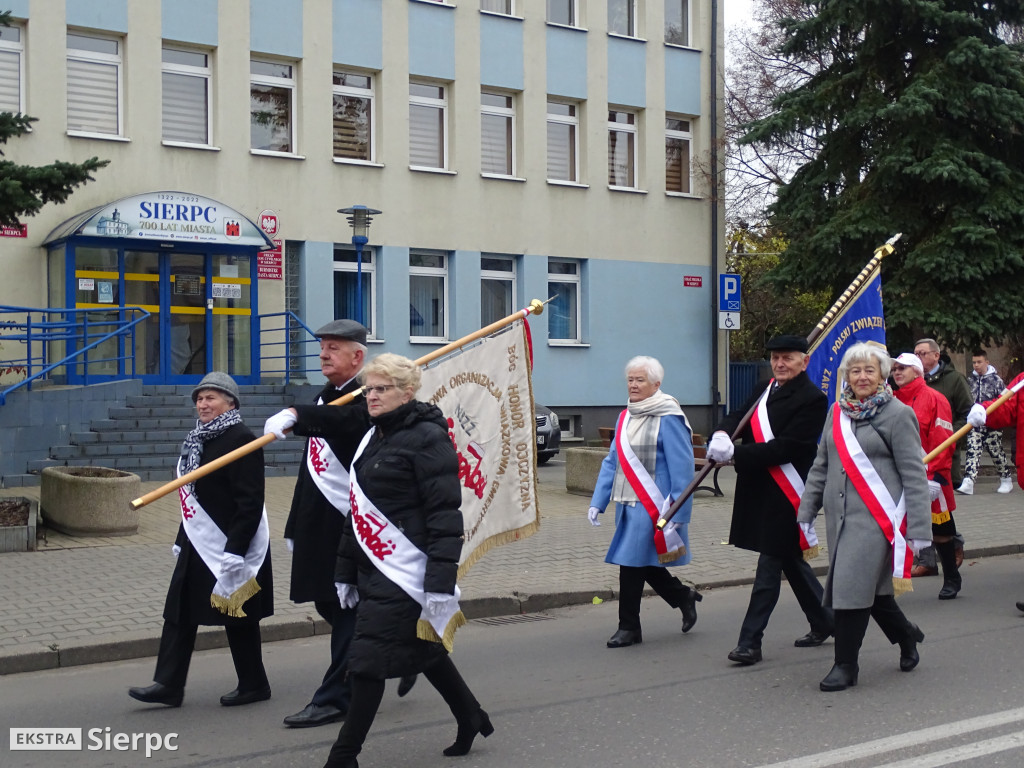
[588,356,700,647]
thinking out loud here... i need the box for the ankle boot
[443,708,494,757]
[680,588,703,633]
[898,624,925,672]
[819,663,858,692]
[936,540,962,599]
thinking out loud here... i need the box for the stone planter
[565,446,609,497]
[0,496,37,552]
[40,467,141,537]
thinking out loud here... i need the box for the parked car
[535,404,561,465]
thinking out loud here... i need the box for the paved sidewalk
[1,463,1022,675]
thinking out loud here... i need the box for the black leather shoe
[1016,601,1024,613]
[283,703,346,728]
[128,683,183,707]
[606,629,642,648]
[397,675,418,697]
[794,630,831,648]
[220,686,271,706]
[727,646,762,665]
[899,624,925,672]
[680,589,703,633]
[819,662,858,691]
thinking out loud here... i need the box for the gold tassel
[658,545,687,564]
[210,577,261,618]
[802,544,820,562]
[931,510,951,525]
[892,577,913,597]
[416,611,468,653]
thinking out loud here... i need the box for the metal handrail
[257,311,320,384]
[0,306,150,405]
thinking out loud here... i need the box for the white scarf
[348,428,466,652]
[611,389,685,503]
[306,397,353,516]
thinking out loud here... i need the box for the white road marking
[871,731,1024,768]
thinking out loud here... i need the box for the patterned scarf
[838,383,893,421]
[179,409,243,494]
[611,390,684,503]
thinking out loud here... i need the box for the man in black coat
[706,334,832,666]
[264,319,373,728]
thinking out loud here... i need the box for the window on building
[0,23,24,114]
[409,81,448,170]
[666,115,692,194]
[665,0,689,45]
[608,109,638,189]
[334,246,375,335]
[547,0,578,25]
[162,47,211,145]
[481,255,516,326]
[547,100,580,182]
[333,70,374,162]
[548,258,581,343]
[250,58,295,153]
[481,91,514,176]
[410,250,448,340]
[481,0,514,13]
[608,0,636,36]
[67,32,122,136]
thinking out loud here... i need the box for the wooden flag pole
[129,299,549,510]
[921,377,1024,465]
[657,234,902,529]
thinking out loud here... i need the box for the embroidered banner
[420,320,540,576]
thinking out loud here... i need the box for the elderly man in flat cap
[707,334,833,666]
[265,320,414,727]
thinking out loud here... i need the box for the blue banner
[806,267,885,402]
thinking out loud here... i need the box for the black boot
[323,676,384,768]
[424,656,494,757]
[899,624,925,672]
[824,608,869,692]
[819,663,859,692]
[936,540,962,600]
[680,588,703,633]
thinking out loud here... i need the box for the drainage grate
[471,613,557,627]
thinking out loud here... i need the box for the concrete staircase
[25,385,307,482]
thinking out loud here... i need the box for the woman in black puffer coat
[323,353,492,768]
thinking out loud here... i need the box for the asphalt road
[5,552,1024,768]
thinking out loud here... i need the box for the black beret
[315,319,368,345]
[765,334,809,353]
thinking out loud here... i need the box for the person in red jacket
[969,371,1024,611]
[891,353,962,599]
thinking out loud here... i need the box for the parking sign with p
[719,273,741,312]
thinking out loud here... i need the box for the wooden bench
[596,428,727,497]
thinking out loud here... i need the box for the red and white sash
[177,460,270,617]
[306,397,353,516]
[832,405,913,595]
[750,381,819,559]
[614,411,686,564]
[348,428,466,652]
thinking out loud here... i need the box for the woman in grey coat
[797,343,933,692]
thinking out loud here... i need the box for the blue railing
[0,306,150,405]
[257,311,321,384]
[728,361,770,412]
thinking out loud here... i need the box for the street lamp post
[337,205,382,327]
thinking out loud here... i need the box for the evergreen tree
[0,11,108,228]
[742,0,1024,349]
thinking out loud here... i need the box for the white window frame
[608,0,637,37]
[665,0,690,46]
[480,254,517,326]
[481,90,516,178]
[409,250,449,342]
[332,69,376,164]
[250,58,297,155]
[0,22,24,115]
[481,0,515,14]
[333,245,377,337]
[67,31,123,138]
[547,258,582,344]
[409,81,449,171]
[666,114,693,195]
[546,99,581,183]
[608,109,639,190]
[547,0,579,26]
[161,46,212,147]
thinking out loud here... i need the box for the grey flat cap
[315,319,368,345]
[192,371,240,408]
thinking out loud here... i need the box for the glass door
[211,254,253,375]
[124,251,161,376]
[168,254,207,377]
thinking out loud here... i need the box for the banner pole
[657,234,902,529]
[922,378,1024,465]
[130,299,549,511]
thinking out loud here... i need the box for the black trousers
[310,599,356,710]
[153,619,268,692]
[324,655,480,767]
[834,595,917,665]
[737,552,833,649]
[617,565,692,632]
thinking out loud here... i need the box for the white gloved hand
[220,552,246,578]
[335,582,359,609]
[928,480,942,502]
[707,431,735,463]
[662,520,680,534]
[285,538,294,553]
[798,521,814,539]
[909,539,931,556]
[967,403,987,429]
[587,506,602,526]
[264,408,298,440]
[171,544,181,559]
[425,592,451,617]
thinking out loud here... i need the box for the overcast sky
[724,0,755,30]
